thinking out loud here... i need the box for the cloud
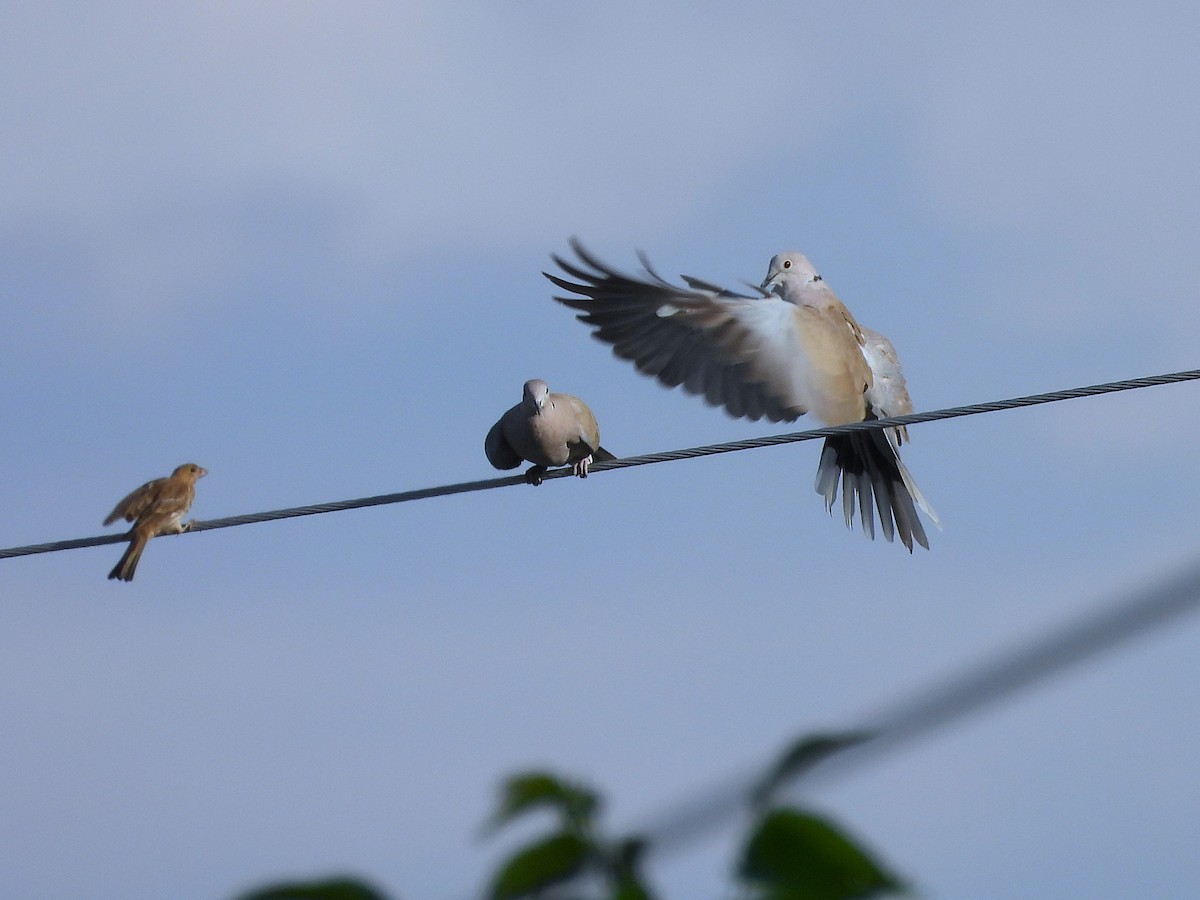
[0,4,886,250]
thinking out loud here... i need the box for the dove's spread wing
[546,242,869,425]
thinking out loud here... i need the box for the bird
[103,463,207,581]
[486,379,616,485]
[545,240,939,550]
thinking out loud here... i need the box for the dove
[103,463,207,581]
[486,379,616,485]
[545,241,938,550]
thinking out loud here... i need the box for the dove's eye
[783,259,792,269]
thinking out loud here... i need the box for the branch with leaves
[233,732,907,900]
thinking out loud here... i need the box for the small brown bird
[103,463,207,581]
[485,379,616,485]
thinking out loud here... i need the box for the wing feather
[860,326,913,444]
[547,242,819,423]
[103,478,166,525]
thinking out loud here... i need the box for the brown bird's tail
[108,533,148,582]
[815,428,940,552]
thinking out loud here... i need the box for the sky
[2,2,1199,898]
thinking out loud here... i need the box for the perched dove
[486,379,617,485]
[545,241,939,550]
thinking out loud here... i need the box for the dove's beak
[760,271,781,292]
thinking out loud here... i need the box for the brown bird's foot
[524,465,548,486]
[180,519,196,533]
[572,455,594,478]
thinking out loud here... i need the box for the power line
[2,368,1198,561]
[634,552,1200,855]
[457,550,1200,899]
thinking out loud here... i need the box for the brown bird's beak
[197,467,209,478]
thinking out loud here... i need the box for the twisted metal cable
[2,368,1198,561]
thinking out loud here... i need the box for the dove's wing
[546,241,870,426]
[485,409,525,470]
[859,326,913,445]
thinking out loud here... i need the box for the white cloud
[0,4,883,251]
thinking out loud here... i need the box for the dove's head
[522,379,551,414]
[760,252,821,297]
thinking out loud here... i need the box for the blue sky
[2,3,1199,898]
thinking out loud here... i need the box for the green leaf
[611,878,655,900]
[488,831,591,900]
[753,733,872,809]
[739,808,905,900]
[607,837,655,900]
[235,876,390,900]
[487,771,599,833]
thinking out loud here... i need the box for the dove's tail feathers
[891,442,941,529]
[108,532,147,582]
[593,446,617,463]
[815,430,937,552]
